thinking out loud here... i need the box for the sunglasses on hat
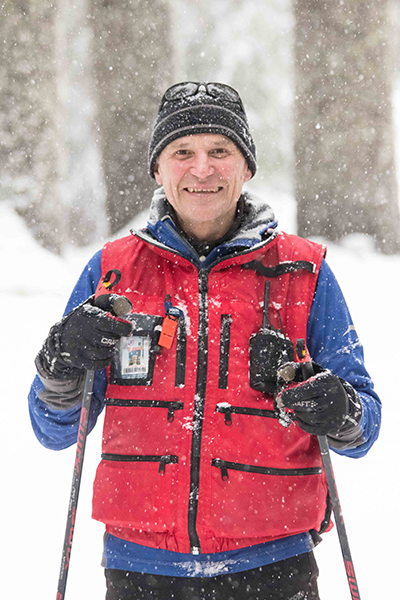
[160,81,245,112]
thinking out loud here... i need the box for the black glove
[276,364,362,436]
[36,296,133,379]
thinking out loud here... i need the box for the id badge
[119,334,151,380]
[111,313,163,386]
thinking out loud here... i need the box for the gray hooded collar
[146,187,277,248]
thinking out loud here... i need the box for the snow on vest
[92,230,329,554]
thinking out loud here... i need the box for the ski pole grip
[94,293,132,318]
[301,361,314,380]
[295,338,314,380]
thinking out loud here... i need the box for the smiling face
[153,134,252,242]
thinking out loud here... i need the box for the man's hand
[36,296,133,379]
[276,366,361,436]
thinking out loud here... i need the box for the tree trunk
[294,0,400,254]
[0,0,66,253]
[57,0,108,247]
[89,0,173,235]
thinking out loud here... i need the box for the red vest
[92,231,328,554]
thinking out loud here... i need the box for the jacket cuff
[37,371,85,409]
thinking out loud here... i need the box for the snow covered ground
[1,197,398,600]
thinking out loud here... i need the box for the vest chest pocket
[110,313,163,386]
[218,314,232,389]
[175,317,187,387]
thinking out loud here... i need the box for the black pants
[105,551,320,600]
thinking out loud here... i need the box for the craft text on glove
[276,365,361,436]
[35,296,133,379]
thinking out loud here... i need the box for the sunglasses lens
[207,83,240,103]
[160,82,244,112]
[164,82,199,102]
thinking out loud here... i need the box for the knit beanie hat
[148,82,257,178]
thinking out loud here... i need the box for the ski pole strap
[94,268,122,299]
[102,269,122,290]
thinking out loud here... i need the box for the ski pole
[56,368,95,600]
[317,434,361,599]
[300,359,361,600]
[56,271,132,600]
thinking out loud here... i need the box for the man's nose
[190,152,215,179]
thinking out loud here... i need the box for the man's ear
[244,167,252,183]
[153,160,163,186]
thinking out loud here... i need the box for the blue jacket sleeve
[306,259,381,458]
[28,250,107,450]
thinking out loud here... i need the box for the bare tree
[0,0,66,253]
[294,0,400,253]
[89,0,173,235]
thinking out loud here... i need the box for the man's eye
[175,150,191,156]
[211,148,228,156]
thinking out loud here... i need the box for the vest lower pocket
[215,403,277,426]
[212,458,322,480]
[208,457,326,539]
[92,454,179,531]
[105,399,184,422]
[102,453,179,473]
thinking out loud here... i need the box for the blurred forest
[1,0,400,253]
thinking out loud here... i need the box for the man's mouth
[184,187,223,194]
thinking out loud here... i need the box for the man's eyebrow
[169,137,232,150]
[171,141,191,148]
[210,138,230,145]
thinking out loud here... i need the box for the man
[29,82,381,600]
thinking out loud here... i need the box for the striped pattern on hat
[148,86,257,178]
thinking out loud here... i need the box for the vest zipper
[175,317,187,387]
[215,403,278,426]
[104,399,184,422]
[212,458,322,480]
[101,453,179,474]
[218,314,232,389]
[188,268,209,555]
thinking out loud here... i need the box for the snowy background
[2,3,400,596]
[1,177,399,599]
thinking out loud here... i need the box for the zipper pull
[158,455,178,474]
[159,456,167,474]
[216,402,233,426]
[214,459,229,481]
[167,403,180,422]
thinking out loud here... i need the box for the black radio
[249,280,294,394]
